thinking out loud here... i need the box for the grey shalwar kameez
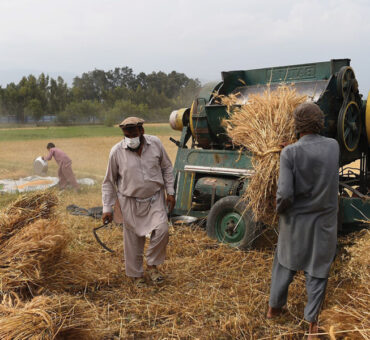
[269,134,339,322]
[102,135,175,277]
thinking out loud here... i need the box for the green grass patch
[0,125,177,141]
[0,191,19,207]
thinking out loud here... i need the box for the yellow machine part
[189,100,197,137]
[169,108,188,131]
[366,91,370,145]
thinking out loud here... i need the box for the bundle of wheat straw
[0,294,100,340]
[0,218,70,293]
[0,190,58,243]
[222,85,307,226]
[0,190,119,296]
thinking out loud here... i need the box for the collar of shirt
[298,134,321,143]
[121,134,152,149]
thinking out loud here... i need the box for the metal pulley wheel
[337,100,361,152]
[337,66,357,99]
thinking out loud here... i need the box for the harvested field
[0,189,369,339]
[0,125,368,339]
[0,124,180,180]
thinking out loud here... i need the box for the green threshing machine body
[169,59,370,249]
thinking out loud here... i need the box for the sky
[0,0,369,96]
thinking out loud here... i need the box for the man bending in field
[42,142,79,191]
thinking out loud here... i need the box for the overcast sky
[1,0,369,96]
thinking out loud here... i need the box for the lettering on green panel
[267,65,316,82]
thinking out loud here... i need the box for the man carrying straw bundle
[267,103,339,339]
[102,117,175,286]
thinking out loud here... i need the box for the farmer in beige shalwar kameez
[102,117,175,284]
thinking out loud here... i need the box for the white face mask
[125,136,141,149]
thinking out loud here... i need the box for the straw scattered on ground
[321,228,370,339]
[0,190,368,339]
[221,85,307,226]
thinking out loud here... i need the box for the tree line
[0,67,201,125]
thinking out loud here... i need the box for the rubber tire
[206,195,257,250]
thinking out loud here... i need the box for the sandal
[132,277,147,288]
[147,268,164,284]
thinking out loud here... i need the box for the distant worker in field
[42,143,79,191]
[101,117,175,286]
[267,103,339,339]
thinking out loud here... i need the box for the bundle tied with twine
[222,85,307,226]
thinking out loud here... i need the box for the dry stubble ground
[0,125,368,339]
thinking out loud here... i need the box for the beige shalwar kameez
[102,135,175,277]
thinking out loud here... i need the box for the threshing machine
[169,59,370,249]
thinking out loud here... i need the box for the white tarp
[0,176,96,194]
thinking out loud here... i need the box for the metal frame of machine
[169,59,370,249]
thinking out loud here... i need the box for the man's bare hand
[102,212,113,224]
[166,194,175,213]
[280,141,291,149]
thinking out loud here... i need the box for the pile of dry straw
[0,191,116,339]
[0,190,368,339]
[0,294,99,340]
[221,85,307,226]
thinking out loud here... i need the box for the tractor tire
[206,195,257,250]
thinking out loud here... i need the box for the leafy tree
[49,76,70,113]
[1,67,201,124]
[25,98,43,122]
[106,67,137,89]
[104,100,149,126]
[59,100,103,124]
[3,82,25,122]
[72,69,110,102]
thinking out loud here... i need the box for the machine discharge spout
[169,108,190,131]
